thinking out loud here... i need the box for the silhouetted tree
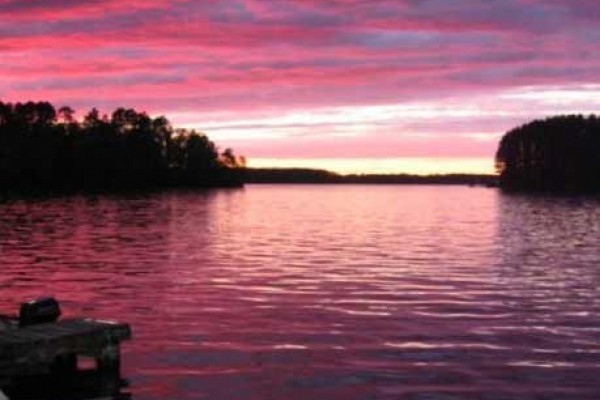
[218,148,245,169]
[0,101,244,195]
[58,106,75,124]
[495,115,600,192]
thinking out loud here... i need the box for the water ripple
[1,186,599,399]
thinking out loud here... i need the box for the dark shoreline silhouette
[0,101,244,197]
[496,114,600,192]
[245,168,498,186]
[9,101,597,196]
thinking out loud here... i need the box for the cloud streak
[1,0,599,171]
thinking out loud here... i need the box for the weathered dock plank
[0,318,131,387]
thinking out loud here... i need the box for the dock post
[51,353,77,375]
[96,342,121,373]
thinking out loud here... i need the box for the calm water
[1,185,599,399]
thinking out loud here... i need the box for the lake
[1,185,599,399]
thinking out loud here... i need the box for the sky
[1,0,600,174]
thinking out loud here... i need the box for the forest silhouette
[4,101,596,194]
[0,101,245,194]
[496,115,600,192]
[245,168,496,186]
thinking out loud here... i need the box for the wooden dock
[0,318,131,388]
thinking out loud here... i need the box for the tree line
[495,114,600,192]
[245,168,496,186]
[0,101,245,194]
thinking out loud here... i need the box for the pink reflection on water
[1,187,599,399]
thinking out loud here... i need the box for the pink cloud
[1,0,599,164]
[0,0,170,21]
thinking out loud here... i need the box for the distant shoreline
[244,168,498,187]
[0,168,498,201]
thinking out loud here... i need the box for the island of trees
[0,101,245,195]
[495,115,600,192]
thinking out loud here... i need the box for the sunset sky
[2,0,600,174]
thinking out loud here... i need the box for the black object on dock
[0,299,131,394]
[18,297,61,328]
